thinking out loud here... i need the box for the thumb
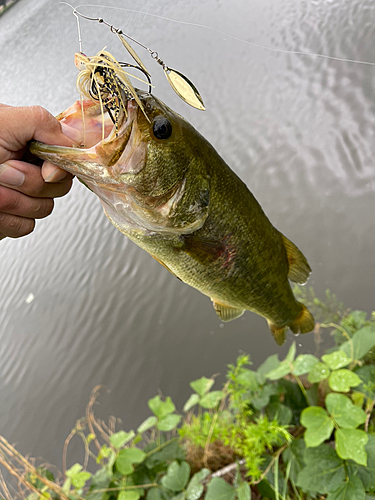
[2,105,82,152]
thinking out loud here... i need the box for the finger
[0,185,54,219]
[0,105,82,162]
[0,212,35,238]
[42,161,73,183]
[0,160,73,198]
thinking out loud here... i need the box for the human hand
[0,104,82,240]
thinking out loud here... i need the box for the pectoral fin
[212,300,245,322]
[281,235,311,284]
[179,235,225,266]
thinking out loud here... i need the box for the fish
[30,64,314,345]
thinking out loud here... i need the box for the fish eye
[152,116,172,140]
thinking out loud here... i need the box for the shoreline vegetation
[0,0,19,17]
[1,287,374,500]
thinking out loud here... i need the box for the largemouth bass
[30,86,314,345]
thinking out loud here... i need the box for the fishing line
[61,1,206,111]
[68,2,375,67]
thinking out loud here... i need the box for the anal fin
[267,321,288,346]
[281,235,311,284]
[212,300,244,322]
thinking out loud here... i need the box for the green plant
[0,290,374,500]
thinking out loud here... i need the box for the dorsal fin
[212,300,245,322]
[281,235,311,284]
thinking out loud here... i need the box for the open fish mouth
[30,49,153,185]
[30,92,146,188]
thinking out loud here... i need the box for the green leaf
[183,394,200,412]
[144,440,185,469]
[96,444,115,464]
[266,402,292,425]
[266,360,292,380]
[357,435,375,490]
[119,490,142,500]
[65,463,82,478]
[352,392,366,407]
[339,326,375,361]
[186,469,210,500]
[89,467,109,484]
[355,365,375,399]
[205,478,236,500]
[257,455,287,498]
[110,431,135,448]
[286,342,297,362]
[292,354,320,376]
[133,434,142,445]
[329,369,362,392]
[257,354,280,384]
[300,407,334,447]
[307,362,331,383]
[251,384,280,410]
[146,488,169,500]
[235,369,259,390]
[137,416,158,434]
[71,471,91,489]
[190,377,215,396]
[296,444,345,494]
[306,383,319,406]
[161,461,190,492]
[282,438,306,483]
[279,378,308,425]
[335,429,368,466]
[326,393,367,428]
[116,448,146,475]
[157,414,182,431]
[326,475,365,500]
[322,351,351,370]
[236,481,251,500]
[148,396,175,419]
[170,494,185,500]
[344,310,368,331]
[199,391,224,409]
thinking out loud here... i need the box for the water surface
[0,0,374,467]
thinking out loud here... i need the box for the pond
[0,0,374,468]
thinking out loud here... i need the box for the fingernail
[0,164,25,187]
[43,163,68,183]
[61,122,82,144]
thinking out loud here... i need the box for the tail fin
[267,303,315,345]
